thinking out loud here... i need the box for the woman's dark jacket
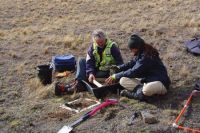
[115,50,171,89]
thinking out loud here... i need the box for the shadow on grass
[145,86,195,110]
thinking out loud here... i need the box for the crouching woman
[105,34,171,100]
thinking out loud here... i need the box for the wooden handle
[93,80,103,87]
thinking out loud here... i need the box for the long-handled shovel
[57,99,118,133]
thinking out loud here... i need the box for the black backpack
[185,38,200,55]
[195,82,200,90]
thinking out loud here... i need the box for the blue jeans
[75,58,110,82]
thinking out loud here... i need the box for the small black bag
[195,82,200,90]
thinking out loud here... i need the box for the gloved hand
[111,65,119,70]
[110,65,120,74]
[105,75,116,85]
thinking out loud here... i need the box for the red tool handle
[89,99,118,116]
[178,125,200,133]
[175,90,200,123]
[175,93,193,123]
[173,90,200,133]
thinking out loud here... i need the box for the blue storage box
[52,54,76,72]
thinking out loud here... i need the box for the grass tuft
[9,119,22,128]
[179,65,190,77]
[27,78,55,99]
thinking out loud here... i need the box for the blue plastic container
[52,54,76,72]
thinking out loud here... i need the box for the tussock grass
[0,113,10,121]
[183,18,200,28]
[27,78,54,99]
[162,109,179,116]
[13,62,26,75]
[43,46,50,55]
[9,119,22,128]
[120,97,157,110]
[6,91,19,99]
[179,65,190,77]
[0,31,5,40]
[63,35,75,47]
[21,27,37,35]
[63,34,85,49]
[42,33,90,51]
[0,107,5,115]
[8,50,19,59]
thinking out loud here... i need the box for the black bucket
[36,65,52,85]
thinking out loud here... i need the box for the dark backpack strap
[185,38,200,55]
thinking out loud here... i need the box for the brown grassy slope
[0,0,200,132]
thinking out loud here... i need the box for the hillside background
[0,0,200,132]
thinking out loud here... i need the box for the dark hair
[128,34,145,49]
[143,43,159,58]
[128,34,159,58]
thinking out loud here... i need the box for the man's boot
[120,85,145,101]
[134,86,145,100]
[55,82,75,96]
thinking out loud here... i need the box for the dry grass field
[0,0,200,132]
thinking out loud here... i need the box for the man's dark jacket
[86,42,124,76]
